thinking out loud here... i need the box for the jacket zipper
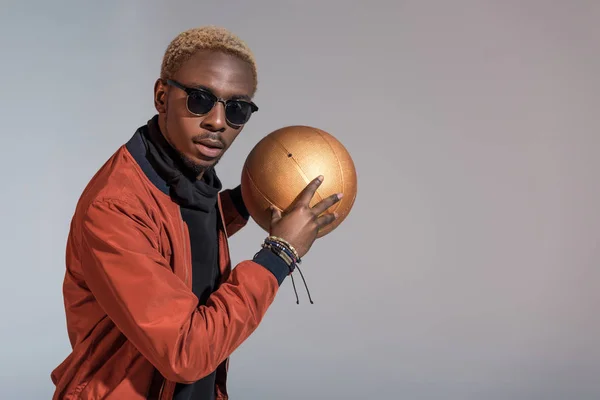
[158,378,165,400]
[179,207,189,285]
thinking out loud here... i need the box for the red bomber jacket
[50,126,281,399]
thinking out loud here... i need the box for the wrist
[255,237,314,305]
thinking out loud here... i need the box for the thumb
[270,205,282,223]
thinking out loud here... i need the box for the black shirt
[172,204,220,400]
[143,116,222,400]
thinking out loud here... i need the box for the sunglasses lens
[187,91,216,115]
[226,101,254,125]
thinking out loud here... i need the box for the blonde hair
[160,26,257,93]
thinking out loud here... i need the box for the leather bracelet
[261,242,296,273]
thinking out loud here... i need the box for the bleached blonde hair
[160,26,257,93]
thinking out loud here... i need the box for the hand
[269,175,342,258]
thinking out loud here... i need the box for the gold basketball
[241,125,357,238]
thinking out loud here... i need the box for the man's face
[154,49,256,177]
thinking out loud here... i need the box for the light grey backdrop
[1,1,599,399]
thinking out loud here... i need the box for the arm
[219,185,249,237]
[78,198,287,383]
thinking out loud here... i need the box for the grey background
[1,0,599,399]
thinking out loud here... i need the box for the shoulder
[72,145,166,231]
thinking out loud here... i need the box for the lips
[194,139,224,159]
[195,139,224,149]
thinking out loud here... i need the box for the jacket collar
[126,123,170,196]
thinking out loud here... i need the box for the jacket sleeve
[78,198,279,384]
[219,185,250,237]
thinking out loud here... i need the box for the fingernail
[333,212,339,218]
[317,175,324,182]
[337,193,344,200]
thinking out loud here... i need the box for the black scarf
[142,115,222,212]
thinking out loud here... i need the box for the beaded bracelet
[266,236,300,261]
[263,237,300,265]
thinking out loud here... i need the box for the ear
[154,78,167,113]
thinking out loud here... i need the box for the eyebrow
[188,83,252,101]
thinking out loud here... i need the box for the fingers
[312,192,343,216]
[293,175,324,207]
[316,211,338,229]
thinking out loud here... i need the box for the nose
[200,101,227,132]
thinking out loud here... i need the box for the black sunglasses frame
[166,79,258,125]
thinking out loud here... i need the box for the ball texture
[241,125,357,238]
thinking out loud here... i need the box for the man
[51,26,341,400]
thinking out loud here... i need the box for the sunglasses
[166,79,258,126]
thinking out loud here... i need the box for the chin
[196,154,221,167]
[185,154,220,172]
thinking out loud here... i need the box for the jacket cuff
[229,185,250,220]
[253,248,289,286]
